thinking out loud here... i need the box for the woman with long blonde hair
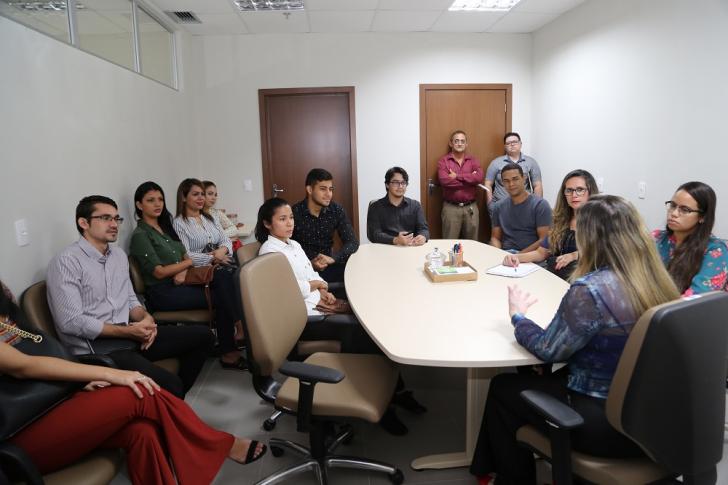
[471,195,679,485]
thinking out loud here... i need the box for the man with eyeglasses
[490,163,552,253]
[437,130,484,240]
[367,166,430,246]
[485,132,543,214]
[47,195,214,399]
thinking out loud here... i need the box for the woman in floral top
[470,195,680,485]
[653,181,728,296]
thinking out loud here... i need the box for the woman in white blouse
[173,178,245,370]
[203,180,244,242]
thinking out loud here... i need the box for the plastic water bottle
[427,248,443,270]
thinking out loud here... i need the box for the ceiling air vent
[164,11,201,24]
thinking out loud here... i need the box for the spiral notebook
[485,263,541,278]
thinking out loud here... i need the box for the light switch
[638,181,647,199]
[15,219,29,247]
[243,179,253,192]
[596,177,605,192]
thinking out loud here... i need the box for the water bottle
[427,247,443,270]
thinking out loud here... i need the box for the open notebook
[485,263,541,278]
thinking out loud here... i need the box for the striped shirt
[173,214,233,267]
[46,237,141,355]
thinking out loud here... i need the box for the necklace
[0,319,43,343]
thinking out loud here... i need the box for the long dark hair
[134,181,180,241]
[0,282,19,323]
[664,181,716,293]
[255,198,289,243]
[176,178,213,221]
[551,169,599,254]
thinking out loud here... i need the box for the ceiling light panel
[449,0,520,12]
[234,0,304,11]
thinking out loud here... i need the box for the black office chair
[516,292,728,485]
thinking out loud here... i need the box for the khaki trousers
[441,202,479,240]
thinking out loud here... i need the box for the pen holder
[448,250,455,266]
[455,252,464,267]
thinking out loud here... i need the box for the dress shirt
[291,200,359,263]
[366,196,430,244]
[485,154,542,203]
[652,229,728,296]
[129,221,187,288]
[259,235,322,315]
[512,268,636,399]
[47,237,141,355]
[437,153,483,203]
[173,214,233,267]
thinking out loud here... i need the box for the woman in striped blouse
[131,180,245,370]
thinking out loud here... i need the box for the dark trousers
[303,314,380,355]
[320,262,346,284]
[147,268,241,353]
[470,372,644,484]
[108,325,214,399]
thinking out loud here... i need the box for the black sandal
[241,440,267,464]
[219,357,248,371]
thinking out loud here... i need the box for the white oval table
[345,240,570,470]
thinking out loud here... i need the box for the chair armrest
[280,361,344,385]
[520,390,584,429]
[78,354,118,368]
[0,442,44,485]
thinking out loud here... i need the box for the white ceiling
[0,0,585,38]
[146,0,586,35]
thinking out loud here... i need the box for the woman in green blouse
[130,182,246,370]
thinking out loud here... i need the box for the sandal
[219,357,248,371]
[239,440,267,465]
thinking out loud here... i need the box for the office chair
[128,256,213,329]
[236,242,342,432]
[236,253,404,484]
[516,292,728,485]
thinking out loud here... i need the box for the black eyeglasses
[388,181,408,187]
[564,187,588,196]
[664,201,702,216]
[88,215,125,224]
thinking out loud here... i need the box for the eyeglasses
[564,187,588,196]
[505,140,521,146]
[88,215,125,224]
[664,201,702,216]
[452,140,467,145]
[388,180,408,187]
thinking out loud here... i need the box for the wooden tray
[423,262,478,282]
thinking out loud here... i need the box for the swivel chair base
[257,427,403,485]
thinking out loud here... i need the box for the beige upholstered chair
[235,240,262,266]
[237,253,403,484]
[128,256,212,328]
[516,292,728,485]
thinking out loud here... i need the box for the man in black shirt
[292,168,359,283]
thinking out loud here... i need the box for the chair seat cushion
[153,358,180,375]
[152,310,211,324]
[276,352,397,423]
[43,449,123,485]
[516,425,672,485]
[296,340,341,355]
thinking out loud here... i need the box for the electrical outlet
[243,179,253,192]
[596,177,605,191]
[15,219,29,247]
[638,181,647,199]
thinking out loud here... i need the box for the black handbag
[88,337,140,355]
[0,322,82,441]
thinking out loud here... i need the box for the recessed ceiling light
[449,0,520,12]
[6,1,85,11]
[233,0,304,12]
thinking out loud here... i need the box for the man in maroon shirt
[437,130,484,239]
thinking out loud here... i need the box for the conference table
[345,240,570,470]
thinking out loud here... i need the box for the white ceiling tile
[305,0,378,11]
[0,7,67,38]
[240,10,308,33]
[183,22,248,35]
[512,0,584,14]
[96,11,134,31]
[308,11,374,32]
[82,0,132,12]
[488,11,558,32]
[76,10,127,34]
[431,11,503,32]
[372,10,441,32]
[377,0,453,10]
[146,0,237,14]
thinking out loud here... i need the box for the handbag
[88,336,140,355]
[315,299,353,315]
[0,321,81,440]
[183,265,216,286]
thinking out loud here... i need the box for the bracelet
[510,312,526,325]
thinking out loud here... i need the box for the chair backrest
[236,241,262,266]
[607,292,728,476]
[20,281,60,339]
[128,256,145,294]
[237,252,307,376]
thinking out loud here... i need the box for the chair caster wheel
[389,469,404,484]
[263,419,276,431]
[270,445,284,458]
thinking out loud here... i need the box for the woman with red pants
[1,283,265,484]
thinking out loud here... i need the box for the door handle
[427,179,436,196]
[272,184,284,198]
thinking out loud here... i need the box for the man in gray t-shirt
[490,163,552,252]
[485,132,542,211]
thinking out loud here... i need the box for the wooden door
[259,87,359,235]
[420,84,511,242]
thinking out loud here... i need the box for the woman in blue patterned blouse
[653,181,728,296]
[471,195,680,485]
